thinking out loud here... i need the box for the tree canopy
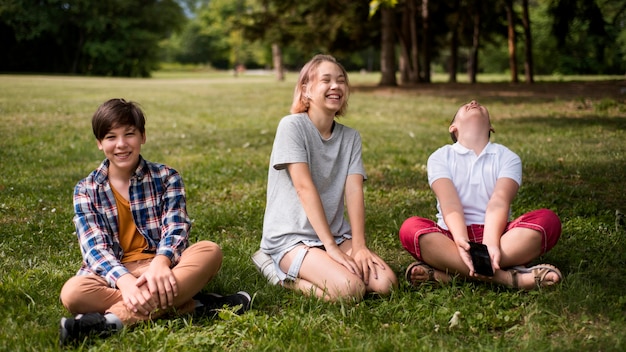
[0,0,185,77]
[1,0,624,78]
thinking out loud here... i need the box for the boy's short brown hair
[92,98,146,140]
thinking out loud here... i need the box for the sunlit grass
[0,72,624,351]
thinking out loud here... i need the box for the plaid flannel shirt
[72,156,190,287]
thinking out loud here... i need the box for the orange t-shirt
[110,184,155,263]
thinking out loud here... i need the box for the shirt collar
[94,155,147,184]
[451,141,495,156]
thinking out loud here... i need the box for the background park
[1,0,625,351]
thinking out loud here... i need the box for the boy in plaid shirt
[59,98,249,346]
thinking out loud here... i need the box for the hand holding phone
[468,242,494,277]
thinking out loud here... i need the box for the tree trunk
[399,54,409,84]
[448,0,460,83]
[379,6,398,87]
[504,0,519,83]
[398,0,419,84]
[71,30,85,75]
[271,43,285,81]
[409,0,420,83]
[421,0,431,83]
[468,1,480,84]
[521,0,534,83]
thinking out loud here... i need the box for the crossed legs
[60,241,223,325]
[415,228,559,289]
[400,210,562,290]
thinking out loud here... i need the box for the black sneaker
[59,313,120,346]
[193,291,251,318]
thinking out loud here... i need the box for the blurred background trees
[0,0,185,76]
[0,0,624,82]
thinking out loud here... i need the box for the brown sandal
[509,264,562,290]
[405,261,435,286]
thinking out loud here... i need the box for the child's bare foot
[405,261,451,286]
[508,264,562,290]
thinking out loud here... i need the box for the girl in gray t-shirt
[253,54,397,301]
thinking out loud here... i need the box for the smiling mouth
[115,152,132,159]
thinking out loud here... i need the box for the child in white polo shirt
[399,100,562,290]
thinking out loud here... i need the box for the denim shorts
[269,234,351,282]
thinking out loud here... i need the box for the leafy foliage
[0,0,185,76]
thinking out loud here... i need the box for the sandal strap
[426,266,435,281]
[509,269,519,289]
[508,264,562,289]
[531,264,562,288]
[405,261,435,285]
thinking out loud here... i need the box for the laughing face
[97,124,146,177]
[306,61,348,116]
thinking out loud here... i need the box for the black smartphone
[468,242,494,277]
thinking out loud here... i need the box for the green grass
[0,72,625,351]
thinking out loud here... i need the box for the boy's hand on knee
[140,256,178,309]
[117,274,156,315]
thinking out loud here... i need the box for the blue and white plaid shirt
[72,156,191,287]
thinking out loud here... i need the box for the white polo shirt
[427,142,522,229]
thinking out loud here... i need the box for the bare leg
[419,231,560,290]
[338,240,398,294]
[419,232,469,277]
[499,227,543,267]
[280,245,366,301]
[499,228,561,289]
[281,278,326,298]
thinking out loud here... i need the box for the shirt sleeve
[498,147,522,186]
[347,130,367,179]
[427,146,452,186]
[73,180,129,287]
[155,169,190,264]
[271,116,309,170]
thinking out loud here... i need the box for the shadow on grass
[353,80,626,102]
[503,115,626,319]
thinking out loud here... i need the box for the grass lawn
[0,71,625,351]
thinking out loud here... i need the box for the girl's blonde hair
[290,54,350,117]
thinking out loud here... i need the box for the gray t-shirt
[261,113,366,255]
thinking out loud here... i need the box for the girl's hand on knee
[327,245,360,277]
[352,248,383,285]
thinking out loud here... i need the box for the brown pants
[60,241,222,325]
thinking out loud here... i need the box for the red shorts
[398,208,561,261]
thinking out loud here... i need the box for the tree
[521,0,534,83]
[468,0,481,83]
[240,0,377,79]
[446,0,461,82]
[0,0,185,77]
[503,0,519,83]
[374,2,398,86]
[420,0,431,82]
[548,0,616,74]
[397,0,419,84]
